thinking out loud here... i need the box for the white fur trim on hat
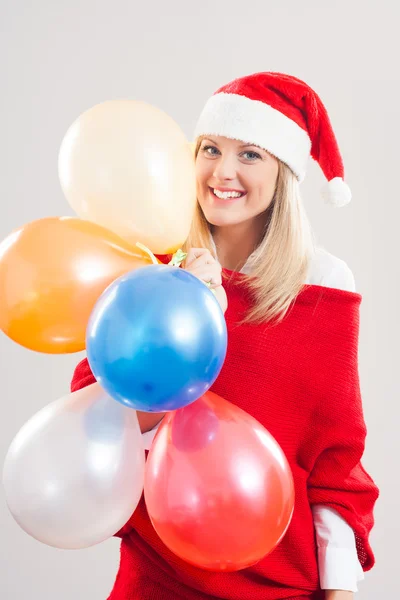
[194,92,311,181]
[321,177,352,207]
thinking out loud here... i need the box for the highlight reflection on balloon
[58,100,197,254]
[2,383,145,549]
[145,391,295,571]
[0,217,153,353]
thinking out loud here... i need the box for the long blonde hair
[182,138,316,325]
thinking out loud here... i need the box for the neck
[212,214,267,271]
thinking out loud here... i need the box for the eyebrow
[202,137,219,145]
[239,142,263,149]
[202,137,263,150]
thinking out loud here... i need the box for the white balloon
[3,383,145,549]
[58,100,197,254]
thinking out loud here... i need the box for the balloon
[58,100,197,254]
[2,383,145,549]
[0,217,154,353]
[86,265,227,412]
[145,391,295,571]
[170,396,220,452]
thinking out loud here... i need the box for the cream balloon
[3,383,145,549]
[58,100,197,254]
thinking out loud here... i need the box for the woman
[71,72,379,600]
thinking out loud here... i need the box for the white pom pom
[321,177,352,207]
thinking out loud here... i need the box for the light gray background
[1,1,397,598]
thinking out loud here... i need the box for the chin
[202,209,243,228]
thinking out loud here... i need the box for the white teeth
[213,189,243,199]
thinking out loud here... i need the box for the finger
[185,253,217,272]
[186,257,217,275]
[185,248,214,268]
[186,261,222,278]
[188,267,222,288]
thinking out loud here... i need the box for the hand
[183,248,222,289]
[183,248,228,314]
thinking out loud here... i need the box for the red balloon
[144,391,294,572]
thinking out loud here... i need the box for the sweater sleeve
[70,357,96,392]
[307,432,379,572]
[306,291,379,573]
[70,357,134,538]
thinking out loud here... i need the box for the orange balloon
[0,217,155,353]
[144,391,295,572]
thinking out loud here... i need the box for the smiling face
[195,136,279,228]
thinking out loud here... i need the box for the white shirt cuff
[317,545,364,592]
[312,505,364,592]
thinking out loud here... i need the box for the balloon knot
[168,249,187,267]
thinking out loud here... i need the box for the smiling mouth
[209,187,247,200]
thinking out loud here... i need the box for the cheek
[248,178,271,201]
[195,159,211,187]
[247,166,278,205]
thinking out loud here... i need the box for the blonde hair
[182,138,316,325]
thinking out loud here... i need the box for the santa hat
[194,72,351,207]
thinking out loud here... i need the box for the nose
[212,154,237,181]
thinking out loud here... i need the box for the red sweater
[71,268,379,600]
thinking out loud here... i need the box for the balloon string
[136,242,158,265]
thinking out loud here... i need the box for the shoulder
[305,247,356,292]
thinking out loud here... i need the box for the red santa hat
[194,72,351,207]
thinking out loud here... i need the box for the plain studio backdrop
[0,1,397,598]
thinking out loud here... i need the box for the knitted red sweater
[71,269,379,600]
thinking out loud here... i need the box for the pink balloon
[144,391,294,571]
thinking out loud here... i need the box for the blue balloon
[86,265,227,412]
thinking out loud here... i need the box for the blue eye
[241,151,262,161]
[202,145,220,156]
